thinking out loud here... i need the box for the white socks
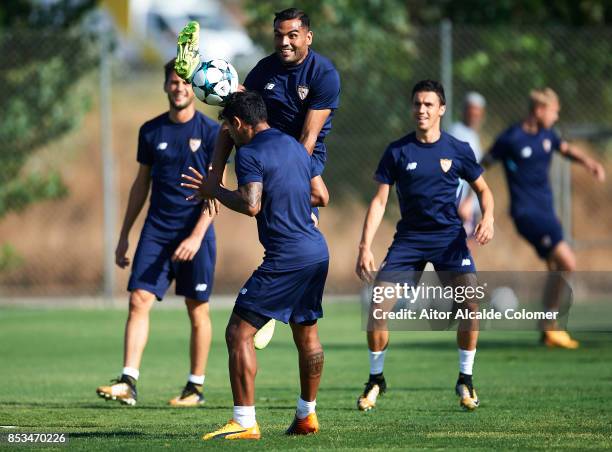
[369,349,386,375]
[296,397,316,419]
[188,374,205,385]
[233,406,256,428]
[458,348,476,375]
[122,367,139,380]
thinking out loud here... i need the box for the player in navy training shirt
[201,8,340,218]
[182,91,328,438]
[96,60,219,408]
[482,87,605,349]
[355,80,495,412]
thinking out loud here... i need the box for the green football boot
[175,20,201,81]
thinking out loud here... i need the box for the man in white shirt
[448,92,486,238]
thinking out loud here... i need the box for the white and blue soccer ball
[191,59,239,106]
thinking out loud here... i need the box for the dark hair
[274,8,310,29]
[412,80,446,105]
[164,58,177,83]
[219,91,268,126]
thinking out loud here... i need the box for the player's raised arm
[116,164,151,268]
[558,141,606,182]
[356,183,390,282]
[469,175,495,246]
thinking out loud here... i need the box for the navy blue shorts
[128,233,215,302]
[377,229,476,283]
[311,144,327,178]
[235,260,329,324]
[513,213,563,259]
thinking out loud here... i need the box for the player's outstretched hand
[587,159,606,182]
[181,167,220,216]
[172,234,201,262]
[115,236,130,268]
[356,247,377,283]
[473,216,494,246]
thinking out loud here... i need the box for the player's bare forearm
[469,176,495,245]
[359,184,390,250]
[214,182,263,217]
[209,126,235,180]
[300,109,331,155]
[190,205,215,240]
[561,142,606,182]
[119,165,151,238]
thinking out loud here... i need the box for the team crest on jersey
[297,85,309,100]
[440,159,452,173]
[189,138,201,152]
[543,138,552,153]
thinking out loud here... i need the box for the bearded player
[175,7,340,347]
[96,59,220,407]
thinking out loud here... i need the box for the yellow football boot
[542,330,579,349]
[203,420,261,440]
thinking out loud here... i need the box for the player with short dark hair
[95,59,219,407]
[182,91,329,440]
[175,6,340,348]
[355,80,495,412]
[481,87,605,349]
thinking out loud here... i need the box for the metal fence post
[100,28,117,302]
[440,19,453,129]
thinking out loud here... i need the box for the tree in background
[0,0,97,270]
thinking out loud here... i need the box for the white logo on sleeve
[543,139,552,152]
[521,146,532,158]
[195,283,208,292]
[157,142,168,150]
[240,288,248,295]
[406,162,418,170]
[264,83,275,90]
[461,258,472,267]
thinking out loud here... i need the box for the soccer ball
[489,286,519,313]
[191,59,239,106]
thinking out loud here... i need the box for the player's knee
[129,290,154,314]
[225,322,251,350]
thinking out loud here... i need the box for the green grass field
[1,302,611,450]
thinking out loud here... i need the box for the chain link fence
[0,24,611,298]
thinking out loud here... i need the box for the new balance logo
[264,83,275,90]
[406,162,417,170]
[195,283,208,292]
[461,258,471,267]
[240,288,248,295]
[157,142,168,150]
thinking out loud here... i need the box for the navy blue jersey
[490,123,562,218]
[137,110,220,239]
[243,49,340,149]
[375,132,483,239]
[235,128,329,271]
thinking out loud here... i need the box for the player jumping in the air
[175,8,340,348]
[481,87,606,349]
[355,80,495,412]
[182,91,328,440]
[96,59,220,407]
